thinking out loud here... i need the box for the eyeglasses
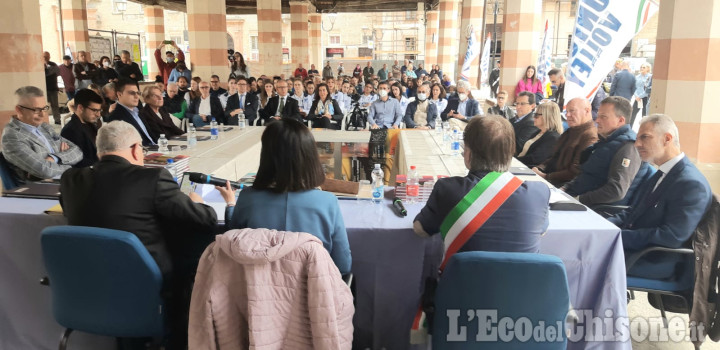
[210,80,219,83]
[534,113,543,118]
[516,102,532,106]
[238,83,248,86]
[122,90,139,96]
[18,105,50,115]
[86,106,103,114]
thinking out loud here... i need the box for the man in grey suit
[609,60,636,101]
[1,86,82,181]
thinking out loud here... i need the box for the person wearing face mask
[441,80,480,130]
[94,56,119,86]
[403,82,438,129]
[154,40,185,85]
[368,81,403,129]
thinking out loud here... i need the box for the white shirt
[653,152,685,192]
[198,95,211,116]
[359,93,377,109]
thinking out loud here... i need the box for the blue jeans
[191,115,208,127]
[65,90,76,101]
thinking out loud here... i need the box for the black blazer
[138,104,185,142]
[225,92,259,125]
[259,95,302,123]
[59,155,217,276]
[512,113,540,155]
[516,130,561,168]
[308,98,344,122]
[60,114,99,168]
[108,103,155,146]
[188,95,226,125]
[114,61,143,82]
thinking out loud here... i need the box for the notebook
[3,182,61,200]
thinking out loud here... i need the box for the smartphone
[163,40,172,45]
[179,173,196,195]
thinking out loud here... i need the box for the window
[330,35,341,45]
[405,54,416,61]
[405,37,416,51]
[250,36,258,50]
[362,34,373,45]
[405,11,415,20]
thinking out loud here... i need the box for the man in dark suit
[225,77,259,125]
[60,120,223,349]
[114,50,144,83]
[108,78,156,146]
[259,80,301,124]
[609,60,636,101]
[609,114,712,279]
[60,89,103,168]
[511,91,540,155]
[188,81,225,127]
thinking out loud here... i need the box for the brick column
[144,5,165,81]
[309,13,322,68]
[438,0,460,80]
[650,0,720,163]
[290,1,309,66]
[187,0,229,80]
[424,10,439,67]
[257,0,283,76]
[499,0,541,103]
[0,0,45,131]
[61,0,89,60]
[457,0,483,87]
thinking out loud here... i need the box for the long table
[0,127,629,350]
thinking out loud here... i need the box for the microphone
[187,172,243,189]
[392,197,407,217]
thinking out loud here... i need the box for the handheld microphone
[392,197,407,217]
[187,172,243,189]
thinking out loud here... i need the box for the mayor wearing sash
[413,115,550,254]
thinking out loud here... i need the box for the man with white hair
[441,80,480,130]
[608,114,712,279]
[60,120,221,349]
[1,86,82,181]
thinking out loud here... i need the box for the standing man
[548,68,566,110]
[108,78,156,146]
[307,64,319,77]
[115,50,144,83]
[259,80,301,124]
[154,40,185,85]
[609,60,636,101]
[322,61,334,80]
[293,63,308,80]
[630,62,652,127]
[61,89,104,168]
[368,81,402,129]
[337,62,346,78]
[489,61,501,98]
[73,51,98,90]
[58,55,76,101]
[43,51,61,124]
[378,63,388,81]
[391,60,402,79]
[363,62,374,82]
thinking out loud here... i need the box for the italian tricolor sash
[410,171,524,342]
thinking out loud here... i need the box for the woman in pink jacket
[515,65,543,97]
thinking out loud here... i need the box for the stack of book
[144,153,191,183]
[394,174,444,202]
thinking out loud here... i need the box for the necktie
[277,97,285,116]
[649,170,664,193]
[240,94,245,107]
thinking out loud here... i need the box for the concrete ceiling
[135,0,439,15]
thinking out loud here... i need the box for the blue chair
[40,226,165,350]
[0,152,19,190]
[432,251,570,349]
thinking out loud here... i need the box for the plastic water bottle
[451,129,460,156]
[371,164,384,204]
[210,118,219,140]
[158,134,169,153]
[442,121,451,142]
[435,122,442,135]
[166,158,177,182]
[238,112,246,129]
[187,126,197,149]
[406,165,420,204]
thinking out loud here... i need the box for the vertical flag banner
[479,34,492,87]
[564,0,659,106]
[460,25,481,81]
[536,20,553,98]
[65,43,74,63]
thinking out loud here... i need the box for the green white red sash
[410,171,524,341]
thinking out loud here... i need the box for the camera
[345,100,368,130]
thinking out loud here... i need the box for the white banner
[564,0,659,106]
[536,20,553,97]
[479,34,492,87]
[460,25,481,82]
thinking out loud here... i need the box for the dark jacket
[107,103,155,146]
[210,87,227,98]
[45,61,59,92]
[404,100,438,129]
[487,105,516,120]
[59,155,217,276]
[691,195,720,343]
[73,62,98,85]
[441,96,481,121]
[512,113,540,155]
[565,125,653,206]
[139,104,185,142]
[94,67,118,86]
[60,114,99,168]
[537,121,598,187]
[188,95,226,125]
[115,61,144,82]
[308,98,344,129]
[259,95,302,123]
[517,130,561,168]
[164,93,186,114]
[224,92,259,125]
[59,63,75,93]
[609,69,636,101]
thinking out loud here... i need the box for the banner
[460,25,480,82]
[479,34,492,87]
[536,20,553,98]
[563,0,659,106]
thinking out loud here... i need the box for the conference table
[0,126,629,350]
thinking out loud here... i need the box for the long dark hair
[524,65,538,85]
[231,52,247,72]
[390,82,404,101]
[254,118,325,193]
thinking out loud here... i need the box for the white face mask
[416,93,427,101]
[458,93,467,101]
[102,61,110,67]
[166,58,174,63]
[378,90,388,98]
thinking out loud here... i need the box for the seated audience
[139,86,185,142]
[390,82,410,116]
[291,78,312,118]
[60,120,217,349]
[564,96,652,206]
[218,77,237,109]
[510,91,541,154]
[209,74,227,98]
[441,80,480,129]
[358,83,377,109]
[307,83,344,129]
[2,86,82,180]
[609,114,712,279]
[259,80,301,124]
[517,101,563,168]
[224,77,258,126]
[368,81,403,129]
[404,82,438,129]
[414,116,550,253]
[487,90,516,120]
[218,118,351,274]
[327,78,347,114]
[533,98,599,187]
[61,89,103,168]
[164,83,187,121]
[429,83,448,122]
[188,81,225,127]
[258,79,275,113]
[108,78,156,146]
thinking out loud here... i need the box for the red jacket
[294,68,308,80]
[154,48,185,84]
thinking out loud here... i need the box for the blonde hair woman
[516,101,564,167]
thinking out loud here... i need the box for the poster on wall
[116,35,140,62]
[326,48,344,58]
[89,35,112,61]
